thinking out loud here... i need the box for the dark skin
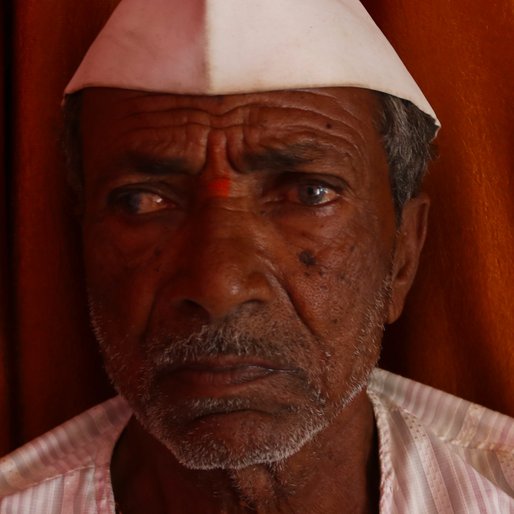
[79,87,429,513]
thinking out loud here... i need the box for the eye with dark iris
[295,183,339,206]
[111,190,172,215]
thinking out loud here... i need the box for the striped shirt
[0,368,513,512]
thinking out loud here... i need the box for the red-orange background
[1,1,513,456]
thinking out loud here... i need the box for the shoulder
[368,368,514,512]
[0,396,131,510]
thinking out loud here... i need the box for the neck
[111,391,380,514]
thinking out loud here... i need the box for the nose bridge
[190,199,261,276]
[196,196,251,239]
[171,200,272,321]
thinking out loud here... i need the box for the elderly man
[1,0,513,512]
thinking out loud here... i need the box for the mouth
[158,355,294,394]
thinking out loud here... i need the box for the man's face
[81,87,400,469]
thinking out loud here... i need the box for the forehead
[79,88,387,182]
[80,87,382,140]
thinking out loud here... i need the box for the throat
[226,463,297,511]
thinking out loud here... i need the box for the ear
[386,193,430,324]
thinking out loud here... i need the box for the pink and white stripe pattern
[0,396,130,513]
[0,368,513,512]
[369,369,514,512]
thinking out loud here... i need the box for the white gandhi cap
[65,0,440,127]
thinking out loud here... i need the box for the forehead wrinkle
[117,102,278,126]
[246,106,370,154]
[106,126,206,173]
[116,119,362,151]
[104,94,375,176]
[116,96,370,132]
[294,87,379,117]
[110,98,372,157]
[115,125,205,153]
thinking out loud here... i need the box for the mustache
[144,320,320,372]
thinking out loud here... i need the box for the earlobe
[386,193,430,324]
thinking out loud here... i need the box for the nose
[163,202,274,323]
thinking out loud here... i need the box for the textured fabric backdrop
[1,1,513,456]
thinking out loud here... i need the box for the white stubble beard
[88,273,391,471]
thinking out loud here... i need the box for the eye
[110,189,174,215]
[288,182,340,206]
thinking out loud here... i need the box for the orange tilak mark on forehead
[205,177,231,198]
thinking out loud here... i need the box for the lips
[175,364,276,385]
[159,356,291,391]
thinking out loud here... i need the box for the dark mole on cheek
[299,250,316,267]
[325,122,332,129]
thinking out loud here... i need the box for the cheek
[291,246,385,334]
[82,220,171,343]
[278,211,392,372]
[284,212,392,311]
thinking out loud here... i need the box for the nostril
[177,299,211,325]
[173,275,272,324]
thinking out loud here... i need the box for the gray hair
[376,92,437,221]
[62,90,437,221]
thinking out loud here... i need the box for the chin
[132,397,329,470]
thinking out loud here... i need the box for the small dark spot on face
[331,319,339,324]
[299,250,316,267]
[154,247,163,258]
[326,122,332,129]
[339,272,351,285]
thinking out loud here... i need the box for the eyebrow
[113,142,336,177]
[243,142,327,172]
[114,151,191,176]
